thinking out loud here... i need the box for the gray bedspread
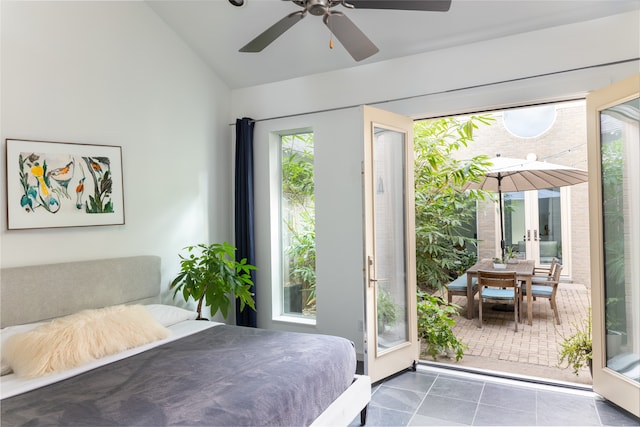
[0,324,356,426]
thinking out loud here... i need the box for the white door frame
[362,105,419,383]
[587,73,640,417]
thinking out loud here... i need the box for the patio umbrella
[463,155,588,258]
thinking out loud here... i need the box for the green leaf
[414,115,494,290]
[416,291,466,361]
[170,242,258,319]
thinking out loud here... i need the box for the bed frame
[0,256,370,426]
[1,256,160,328]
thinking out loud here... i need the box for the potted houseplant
[558,310,592,375]
[170,242,257,320]
[492,247,517,269]
[505,246,519,263]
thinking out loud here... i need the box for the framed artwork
[5,139,125,229]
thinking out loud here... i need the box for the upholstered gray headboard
[1,256,161,328]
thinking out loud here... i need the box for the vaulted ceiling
[147,0,640,89]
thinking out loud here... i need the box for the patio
[421,281,593,386]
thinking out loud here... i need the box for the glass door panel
[373,127,409,353]
[504,192,527,259]
[588,73,640,417]
[537,188,562,266]
[504,189,565,267]
[600,98,639,380]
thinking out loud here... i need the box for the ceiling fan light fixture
[307,0,330,16]
[228,0,245,7]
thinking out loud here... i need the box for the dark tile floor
[351,364,640,426]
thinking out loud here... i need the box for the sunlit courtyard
[421,282,593,385]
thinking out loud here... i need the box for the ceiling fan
[237,0,452,61]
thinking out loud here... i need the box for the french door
[362,105,419,383]
[503,188,570,270]
[587,73,640,417]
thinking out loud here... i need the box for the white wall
[0,1,232,304]
[253,108,365,354]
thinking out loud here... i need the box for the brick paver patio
[421,282,593,385]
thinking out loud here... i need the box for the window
[281,132,316,319]
[503,105,557,138]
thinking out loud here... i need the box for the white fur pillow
[2,305,170,378]
[1,322,47,376]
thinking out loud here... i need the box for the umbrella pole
[493,179,513,313]
[498,178,505,259]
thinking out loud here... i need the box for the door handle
[367,256,377,288]
[534,230,538,241]
[527,230,531,241]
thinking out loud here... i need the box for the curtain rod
[229,57,639,126]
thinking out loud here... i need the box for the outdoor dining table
[465,259,536,325]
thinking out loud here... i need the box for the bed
[0,256,371,426]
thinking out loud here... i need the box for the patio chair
[520,263,563,324]
[477,270,519,332]
[446,273,478,304]
[531,257,557,285]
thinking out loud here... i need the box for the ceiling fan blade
[324,12,379,61]
[346,0,452,12]
[239,11,305,53]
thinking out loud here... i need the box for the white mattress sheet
[0,320,221,400]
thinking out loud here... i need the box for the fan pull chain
[328,14,334,49]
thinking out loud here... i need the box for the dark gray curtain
[234,117,257,327]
